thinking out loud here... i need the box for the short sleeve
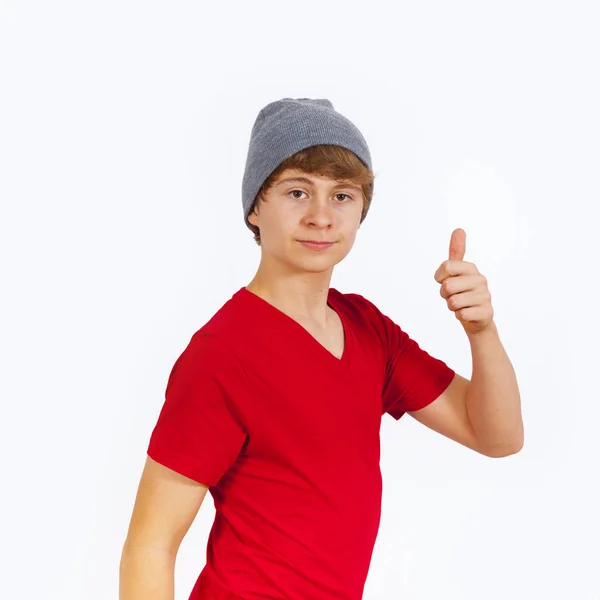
[147,333,248,487]
[353,295,455,420]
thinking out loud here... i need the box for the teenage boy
[120,98,524,600]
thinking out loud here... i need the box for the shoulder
[178,288,250,355]
[171,290,250,379]
[171,332,232,373]
[166,331,249,401]
[329,287,386,322]
[328,288,397,352]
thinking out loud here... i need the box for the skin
[246,167,365,332]
[435,228,494,336]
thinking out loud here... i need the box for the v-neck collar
[236,286,354,373]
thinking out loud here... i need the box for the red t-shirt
[147,286,455,599]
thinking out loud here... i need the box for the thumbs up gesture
[434,229,494,336]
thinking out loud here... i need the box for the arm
[464,320,524,456]
[410,228,524,457]
[408,321,523,457]
[119,456,210,599]
[119,544,175,600]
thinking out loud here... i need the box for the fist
[434,228,494,335]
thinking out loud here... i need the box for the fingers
[439,274,488,299]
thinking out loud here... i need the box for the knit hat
[241,97,373,232]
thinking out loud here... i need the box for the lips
[298,240,335,250]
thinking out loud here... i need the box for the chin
[294,250,349,272]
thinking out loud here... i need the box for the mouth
[297,240,336,250]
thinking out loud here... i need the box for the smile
[298,240,335,250]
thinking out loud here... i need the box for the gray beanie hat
[241,97,373,232]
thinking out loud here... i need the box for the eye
[335,193,352,202]
[287,190,353,202]
[289,189,307,199]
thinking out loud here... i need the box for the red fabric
[147,287,455,599]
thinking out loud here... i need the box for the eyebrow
[274,176,361,191]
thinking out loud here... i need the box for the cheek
[344,230,358,248]
[260,212,297,244]
[344,212,361,234]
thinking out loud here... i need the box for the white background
[1,1,599,598]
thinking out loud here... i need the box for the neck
[246,262,333,324]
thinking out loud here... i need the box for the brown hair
[247,144,375,246]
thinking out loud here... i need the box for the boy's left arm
[465,319,523,456]
[407,229,524,458]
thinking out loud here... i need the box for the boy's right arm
[119,455,210,600]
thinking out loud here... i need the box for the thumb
[449,228,466,261]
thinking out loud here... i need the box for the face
[247,168,364,273]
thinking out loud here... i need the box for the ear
[248,205,259,226]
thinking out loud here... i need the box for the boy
[120,98,524,599]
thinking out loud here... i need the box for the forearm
[465,321,524,457]
[119,542,176,600]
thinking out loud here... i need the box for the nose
[303,196,334,227]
